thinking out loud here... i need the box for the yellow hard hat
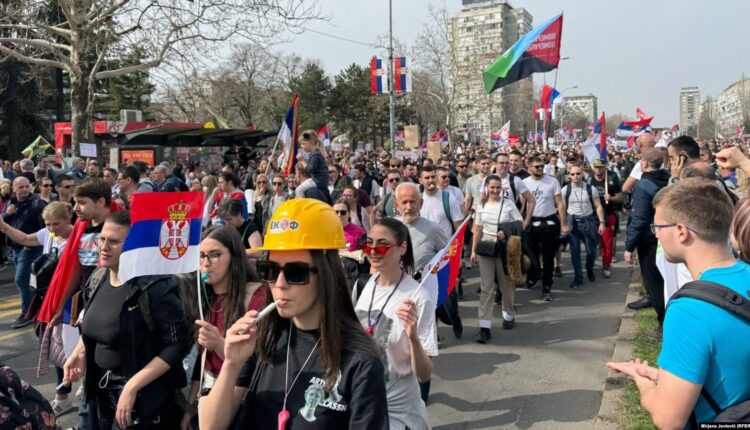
[255,198,346,251]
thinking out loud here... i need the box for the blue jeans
[13,247,42,315]
[568,223,598,283]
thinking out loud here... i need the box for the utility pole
[388,0,396,156]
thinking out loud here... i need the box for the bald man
[3,177,46,328]
[622,132,657,194]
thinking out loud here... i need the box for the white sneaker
[76,385,83,398]
[50,398,73,415]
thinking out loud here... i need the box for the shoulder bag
[475,198,505,257]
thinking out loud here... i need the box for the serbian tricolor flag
[421,219,469,306]
[583,112,607,166]
[540,85,562,112]
[616,117,653,137]
[636,107,648,120]
[317,124,331,147]
[118,191,205,283]
[370,57,389,95]
[483,13,563,93]
[737,124,745,137]
[393,57,412,94]
[429,128,448,144]
[278,94,300,177]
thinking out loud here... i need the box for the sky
[273,0,750,126]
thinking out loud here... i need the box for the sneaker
[587,270,596,282]
[502,319,515,330]
[476,328,491,344]
[526,279,539,289]
[554,266,563,278]
[603,267,612,278]
[452,318,464,339]
[50,398,73,415]
[542,287,553,302]
[10,314,33,329]
[627,297,653,310]
[569,280,583,289]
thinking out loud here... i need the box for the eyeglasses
[257,260,318,285]
[570,173,582,176]
[388,178,400,183]
[457,164,467,168]
[363,244,396,256]
[97,237,124,248]
[650,223,702,236]
[199,251,223,263]
[60,185,74,189]
[335,209,348,215]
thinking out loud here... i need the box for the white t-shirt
[354,274,436,430]
[36,228,68,254]
[629,162,643,180]
[475,199,523,240]
[561,183,599,217]
[463,174,484,210]
[441,185,464,209]
[420,190,464,238]
[500,174,527,203]
[523,175,561,217]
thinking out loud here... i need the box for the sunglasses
[530,165,544,169]
[570,173,582,176]
[335,209,348,215]
[363,244,396,256]
[257,260,318,285]
[273,182,283,186]
[457,164,467,168]
[41,184,52,188]
[388,178,400,183]
[390,164,401,168]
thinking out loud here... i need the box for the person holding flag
[355,217,437,430]
[471,175,524,343]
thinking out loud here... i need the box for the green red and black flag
[483,13,563,94]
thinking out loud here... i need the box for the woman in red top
[182,226,266,428]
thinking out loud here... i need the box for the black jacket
[82,273,190,421]
[625,169,670,252]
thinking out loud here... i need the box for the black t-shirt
[588,172,622,214]
[81,277,130,371]
[236,221,260,249]
[510,169,530,180]
[233,325,387,429]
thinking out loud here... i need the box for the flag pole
[416,215,472,292]
[388,0,396,158]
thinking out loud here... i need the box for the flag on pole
[393,57,412,94]
[483,13,563,93]
[490,132,501,144]
[616,117,653,137]
[540,85,563,112]
[670,124,680,133]
[498,120,511,145]
[370,57,389,95]
[317,124,331,147]
[737,124,745,137]
[118,191,205,283]
[420,219,470,306]
[429,128,448,144]
[583,112,607,166]
[278,95,300,177]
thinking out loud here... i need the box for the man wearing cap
[588,159,625,278]
[624,148,670,331]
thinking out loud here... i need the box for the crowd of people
[1,129,749,429]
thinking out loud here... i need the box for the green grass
[619,308,661,430]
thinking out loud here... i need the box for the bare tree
[0,0,320,153]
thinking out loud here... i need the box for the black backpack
[564,183,595,210]
[670,280,750,427]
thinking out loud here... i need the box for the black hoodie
[625,169,670,252]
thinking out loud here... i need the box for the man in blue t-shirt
[608,178,750,428]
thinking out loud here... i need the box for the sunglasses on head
[256,260,318,285]
[363,244,396,256]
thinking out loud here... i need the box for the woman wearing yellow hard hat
[199,198,388,429]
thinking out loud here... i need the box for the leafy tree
[289,61,331,129]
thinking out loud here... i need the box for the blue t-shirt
[658,260,750,425]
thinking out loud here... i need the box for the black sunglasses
[256,260,318,285]
[335,209,348,215]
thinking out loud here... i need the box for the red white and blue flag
[278,95,300,177]
[421,219,469,306]
[583,112,607,165]
[737,124,745,137]
[429,128,449,144]
[370,57,389,95]
[118,191,205,283]
[393,57,412,94]
[636,107,648,120]
[317,124,331,147]
[670,124,680,133]
[616,117,653,137]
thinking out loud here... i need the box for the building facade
[714,78,750,137]
[560,94,598,125]
[679,86,700,134]
[449,0,534,139]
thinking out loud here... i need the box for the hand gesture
[5,204,16,216]
[195,320,224,353]
[63,350,86,384]
[223,310,260,366]
[116,381,138,428]
[396,299,419,341]
[716,146,749,170]
[670,154,686,178]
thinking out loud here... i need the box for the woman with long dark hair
[354,217,436,430]
[200,199,387,429]
[181,226,266,428]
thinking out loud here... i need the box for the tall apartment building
[560,94,598,124]
[449,0,534,138]
[679,87,700,133]
[714,78,750,137]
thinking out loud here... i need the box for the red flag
[636,107,648,120]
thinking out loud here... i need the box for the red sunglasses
[363,244,396,256]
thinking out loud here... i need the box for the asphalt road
[0,244,631,429]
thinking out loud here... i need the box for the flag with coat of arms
[317,124,331,147]
[420,219,469,306]
[118,191,205,283]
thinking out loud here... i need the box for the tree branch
[0,44,70,72]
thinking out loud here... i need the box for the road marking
[0,308,22,319]
[0,298,21,310]
[0,328,34,341]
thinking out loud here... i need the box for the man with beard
[508,150,530,180]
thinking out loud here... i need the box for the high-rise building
[714,78,750,137]
[449,0,533,138]
[560,94,598,125]
[679,87,700,134]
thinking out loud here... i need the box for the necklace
[279,321,320,430]
[697,256,735,278]
[366,271,405,336]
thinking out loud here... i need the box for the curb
[594,270,643,430]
